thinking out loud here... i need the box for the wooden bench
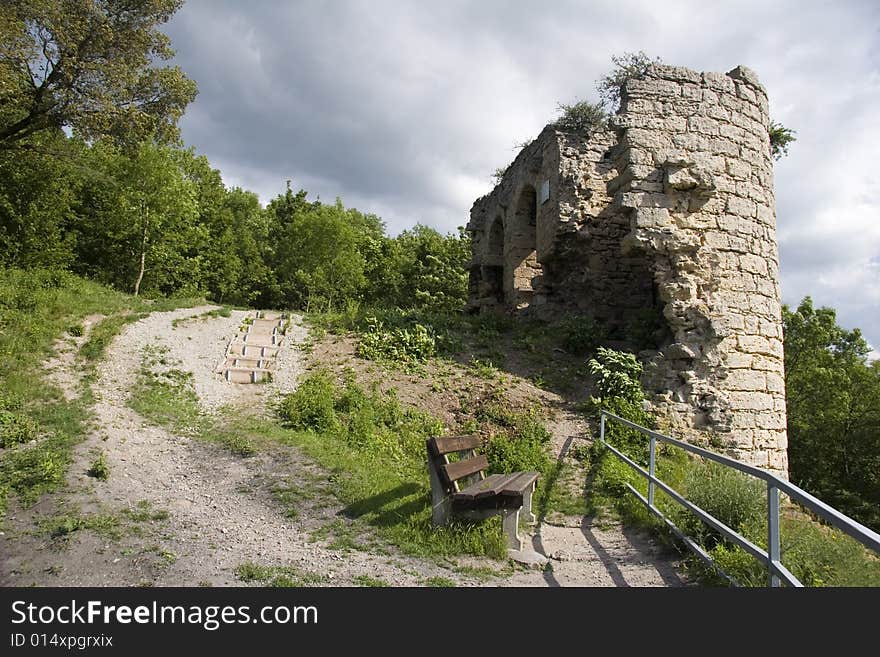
[426,435,539,552]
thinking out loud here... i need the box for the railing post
[768,483,781,587]
[600,412,606,446]
[648,434,656,508]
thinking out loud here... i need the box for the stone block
[724,369,766,391]
[740,253,768,276]
[724,350,752,369]
[728,391,774,411]
[755,413,787,430]
[726,195,757,218]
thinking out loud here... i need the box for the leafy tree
[266,188,373,312]
[0,129,82,268]
[391,225,470,312]
[769,121,796,160]
[0,0,197,150]
[596,50,663,111]
[551,100,607,134]
[221,187,272,306]
[783,297,879,530]
[73,141,199,296]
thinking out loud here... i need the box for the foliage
[278,369,339,433]
[386,225,470,313]
[492,166,508,184]
[589,347,644,402]
[551,100,608,134]
[0,0,197,149]
[356,317,437,368]
[596,51,664,111]
[235,562,327,587]
[672,460,765,548]
[783,297,879,531]
[592,440,880,586]
[0,407,38,447]
[276,370,506,558]
[769,121,797,160]
[0,267,177,521]
[485,413,553,476]
[87,452,110,481]
[585,347,654,464]
[561,314,606,355]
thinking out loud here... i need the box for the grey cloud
[164,0,880,345]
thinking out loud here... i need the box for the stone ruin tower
[466,64,788,475]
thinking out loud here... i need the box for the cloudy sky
[162,0,880,355]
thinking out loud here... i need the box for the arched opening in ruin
[506,186,543,309]
[482,215,505,304]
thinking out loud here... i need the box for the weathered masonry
[466,64,787,475]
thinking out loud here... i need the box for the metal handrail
[599,410,880,587]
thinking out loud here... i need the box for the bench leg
[428,461,451,526]
[522,483,536,525]
[502,508,522,551]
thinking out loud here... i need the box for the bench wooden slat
[499,471,539,496]
[427,435,481,456]
[440,454,488,485]
[453,473,510,501]
[455,472,524,501]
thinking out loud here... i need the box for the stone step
[236,333,284,346]
[226,344,280,358]
[242,318,286,334]
[223,367,272,384]
[223,357,274,369]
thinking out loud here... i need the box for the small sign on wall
[539,179,550,204]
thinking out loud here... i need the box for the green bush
[356,317,436,367]
[279,369,442,464]
[561,315,606,355]
[485,413,553,475]
[278,369,339,433]
[551,100,608,133]
[673,460,765,547]
[588,396,654,465]
[3,443,67,499]
[87,452,110,481]
[0,409,38,447]
[589,347,643,402]
[485,435,548,475]
[584,347,653,464]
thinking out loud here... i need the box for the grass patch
[87,452,110,481]
[38,499,170,546]
[352,574,389,587]
[235,562,328,587]
[277,369,511,560]
[122,500,170,523]
[171,306,233,328]
[39,511,124,541]
[589,442,880,587]
[0,267,203,524]
[128,347,257,456]
[452,562,513,581]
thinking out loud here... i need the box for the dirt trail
[1,306,687,587]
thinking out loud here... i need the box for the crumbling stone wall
[466,64,788,475]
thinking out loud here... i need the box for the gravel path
[1,306,687,587]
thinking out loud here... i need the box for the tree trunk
[133,206,149,297]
